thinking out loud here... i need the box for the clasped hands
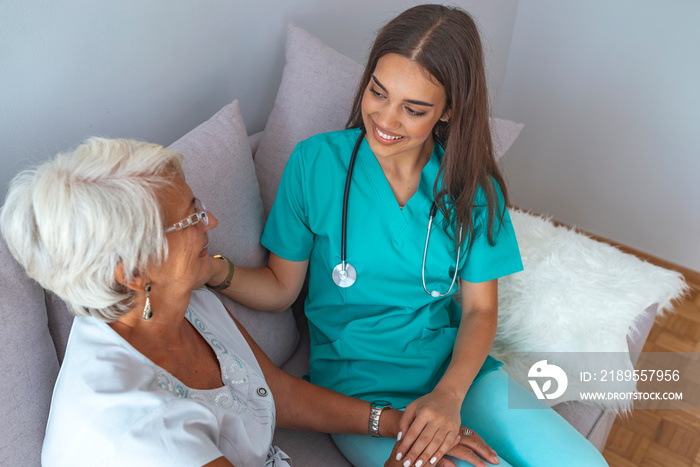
[384,391,499,467]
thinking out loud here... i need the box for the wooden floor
[602,274,700,467]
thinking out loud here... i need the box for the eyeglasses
[165,197,208,233]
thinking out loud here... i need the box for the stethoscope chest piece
[332,262,357,288]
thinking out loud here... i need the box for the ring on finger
[461,428,473,437]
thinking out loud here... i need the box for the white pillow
[169,100,298,366]
[254,24,523,215]
[491,210,687,410]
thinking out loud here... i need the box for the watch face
[372,400,392,408]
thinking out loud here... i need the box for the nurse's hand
[394,391,499,466]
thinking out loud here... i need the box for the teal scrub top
[261,128,523,408]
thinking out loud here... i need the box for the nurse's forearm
[207,254,308,312]
[435,307,498,401]
[435,278,499,401]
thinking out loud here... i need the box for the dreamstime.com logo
[528,360,568,400]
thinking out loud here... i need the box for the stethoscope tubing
[421,204,463,298]
[340,129,365,269]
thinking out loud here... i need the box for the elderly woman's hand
[384,442,460,467]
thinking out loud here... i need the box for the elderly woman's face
[148,174,218,294]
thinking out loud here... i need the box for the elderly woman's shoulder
[43,317,200,464]
[55,316,171,400]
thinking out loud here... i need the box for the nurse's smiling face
[361,53,448,163]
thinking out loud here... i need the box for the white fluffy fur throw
[489,210,687,411]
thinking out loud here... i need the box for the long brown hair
[346,4,509,247]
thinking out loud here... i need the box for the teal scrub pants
[331,369,608,467]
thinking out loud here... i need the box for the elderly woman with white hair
[0,138,491,467]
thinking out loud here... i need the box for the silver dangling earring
[142,283,153,321]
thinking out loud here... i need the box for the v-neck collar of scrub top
[356,134,443,239]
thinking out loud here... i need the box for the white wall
[0,0,518,199]
[499,0,700,271]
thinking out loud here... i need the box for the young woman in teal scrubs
[208,5,608,467]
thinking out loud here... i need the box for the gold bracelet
[208,255,234,291]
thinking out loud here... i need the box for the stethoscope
[332,130,463,297]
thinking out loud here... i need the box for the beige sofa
[0,24,679,466]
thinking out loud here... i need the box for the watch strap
[369,400,392,438]
[208,255,234,291]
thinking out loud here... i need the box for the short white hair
[0,138,185,322]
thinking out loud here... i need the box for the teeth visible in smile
[376,127,402,140]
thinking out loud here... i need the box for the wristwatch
[207,255,234,291]
[369,400,392,438]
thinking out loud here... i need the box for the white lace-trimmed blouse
[42,288,291,467]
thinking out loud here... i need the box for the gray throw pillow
[0,227,59,467]
[169,100,298,366]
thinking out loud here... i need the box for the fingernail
[396,452,402,461]
[415,461,423,467]
[403,460,411,467]
[430,457,437,465]
[397,431,402,441]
